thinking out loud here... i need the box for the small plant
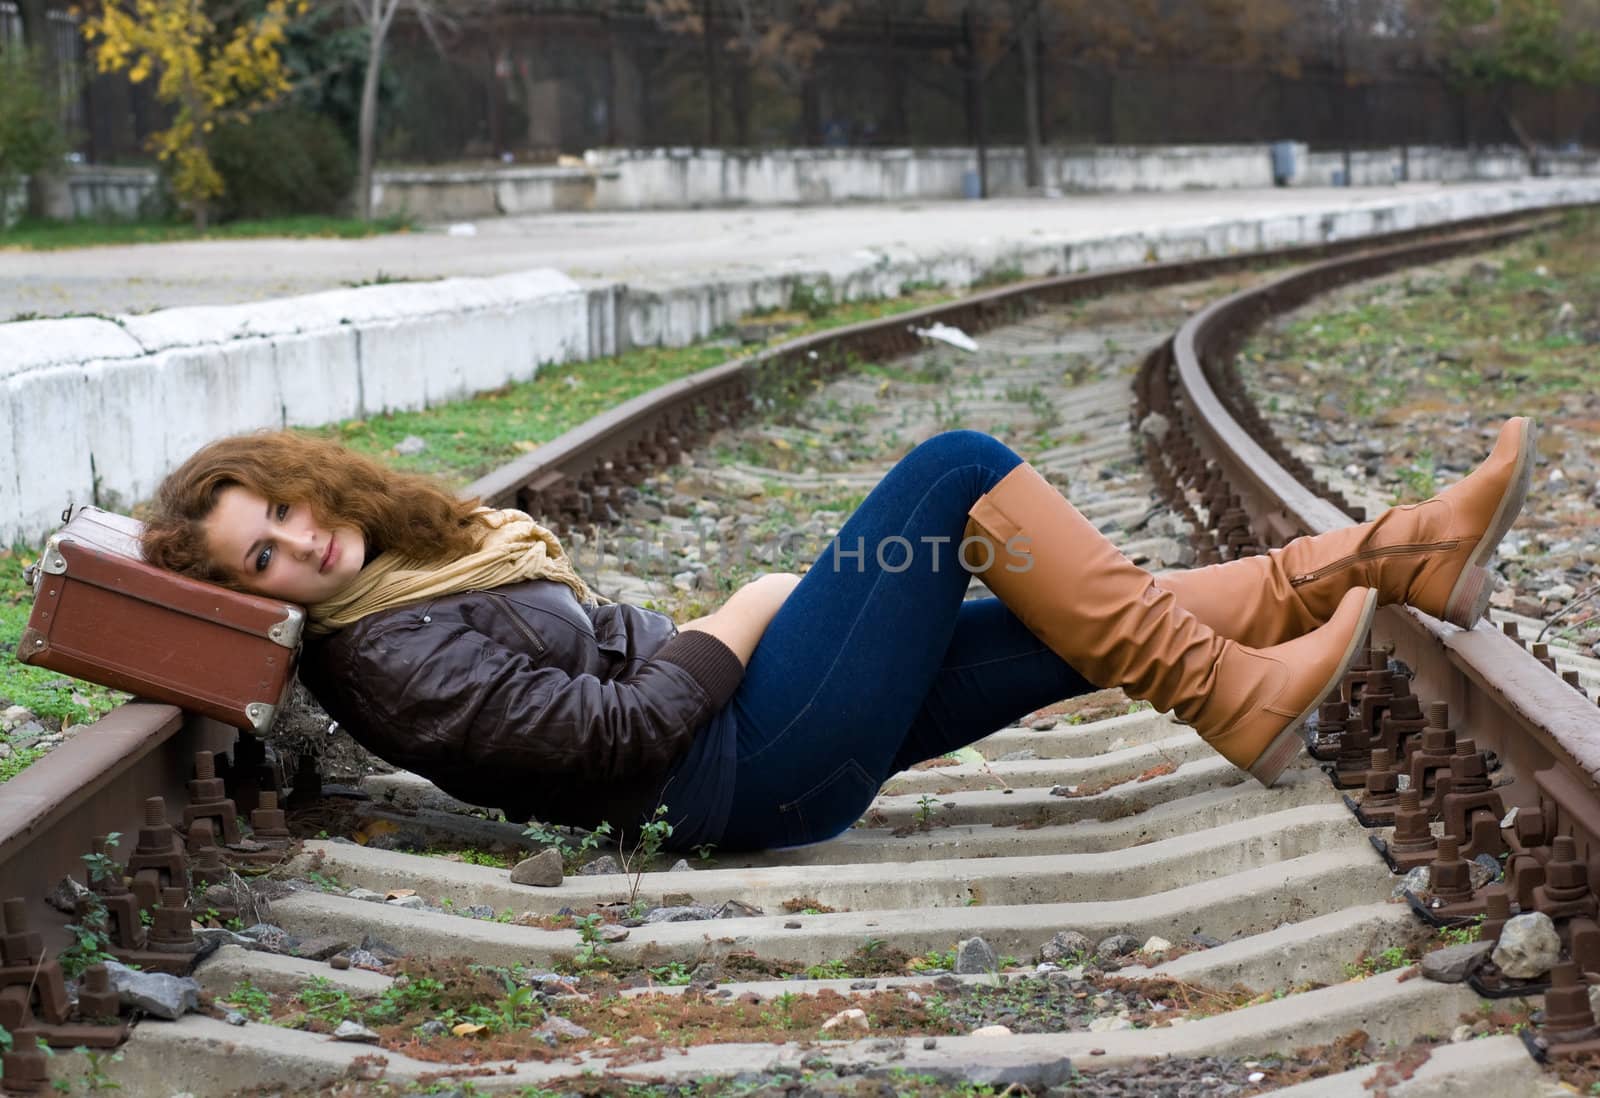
[1439,917,1484,947]
[648,961,693,986]
[616,804,675,906]
[58,901,115,980]
[788,277,835,319]
[914,794,941,830]
[522,818,612,872]
[225,979,274,1022]
[304,870,343,893]
[571,914,611,969]
[1343,946,1411,979]
[296,976,357,1026]
[803,958,850,980]
[908,947,958,973]
[364,975,445,1026]
[693,843,717,862]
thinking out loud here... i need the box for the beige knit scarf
[307,508,608,635]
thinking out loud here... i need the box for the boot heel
[1248,720,1307,786]
[1443,565,1490,629]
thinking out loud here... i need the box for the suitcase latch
[26,540,69,589]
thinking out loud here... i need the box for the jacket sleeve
[335,617,745,783]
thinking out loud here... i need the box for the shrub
[0,48,69,225]
[209,109,355,221]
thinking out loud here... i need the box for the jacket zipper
[1289,539,1461,586]
[492,593,548,656]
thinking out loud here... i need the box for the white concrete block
[272,331,364,427]
[8,366,94,539]
[0,318,141,378]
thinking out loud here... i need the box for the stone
[346,949,387,972]
[359,934,403,960]
[465,905,495,920]
[1138,412,1171,442]
[578,855,622,876]
[955,936,999,974]
[643,905,718,924]
[1420,940,1493,983]
[239,924,297,954]
[510,848,565,887]
[346,888,385,903]
[1087,1015,1134,1033]
[1470,854,1502,890]
[225,1011,248,1026]
[1040,930,1094,964]
[669,859,693,872]
[1451,1024,1475,1043]
[1393,866,1431,900]
[538,1016,590,1041]
[385,895,425,909]
[715,899,764,919]
[419,1019,448,1037]
[1,704,33,730]
[290,936,352,962]
[821,1008,869,1032]
[393,435,427,456]
[332,1020,381,1042]
[598,925,630,943]
[1492,912,1561,979]
[1141,936,1173,956]
[1093,933,1140,961]
[46,875,92,915]
[104,961,200,1020]
[969,1024,1013,1037]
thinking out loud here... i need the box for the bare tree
[346,0,464,219]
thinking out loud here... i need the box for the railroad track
[4,209,1599,1097]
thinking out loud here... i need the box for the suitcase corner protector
[270,606,306,648]
[17,627,48,663]
[245,701,278,733]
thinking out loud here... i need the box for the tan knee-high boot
[965,463,1375,785]
[1157,417,1536,649]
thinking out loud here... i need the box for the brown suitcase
[18,507,303,733]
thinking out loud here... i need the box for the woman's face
[203,485,366,604]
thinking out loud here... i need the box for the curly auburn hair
[142,432,489,587]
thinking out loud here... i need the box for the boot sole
[1442,419,1537,629]
[1248,589,1378,787]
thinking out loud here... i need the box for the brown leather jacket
[298,579,745,830]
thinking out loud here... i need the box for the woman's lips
[321,537,338,574]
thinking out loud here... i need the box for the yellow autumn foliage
[80,0,303,219]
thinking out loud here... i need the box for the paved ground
[0,183,1497,320]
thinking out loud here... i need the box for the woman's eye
[254,544,273,572]
[275,503,290,521]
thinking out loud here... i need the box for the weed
[1343,946,1412,979]
[788,278,836,319]
[572,914,611,970]
[58,835,121,978]
[908,947,958,973]
[648,961,693,986]
[617,804,675,906]
[74,1045,125,1091]
[914,794,941,829]
[296,976,358,1026]
[224,979,274,1022]
[304,870,343,893]
[1438,917,1484,947]
[364,975,446,1026]
[523,818,612,873]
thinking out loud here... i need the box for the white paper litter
[914,322,979,352]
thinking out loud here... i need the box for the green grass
[0,214,415,254]
[0,551,126,784]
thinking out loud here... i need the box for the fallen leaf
[384,888,416,901]
[452,1022,486,1037]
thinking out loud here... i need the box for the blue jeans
[715,430,1096,849]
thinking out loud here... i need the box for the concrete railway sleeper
[2,210,1599,1095]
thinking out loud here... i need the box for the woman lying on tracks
[142,420,1535,851]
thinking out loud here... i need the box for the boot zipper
[1289,540,1462,586]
